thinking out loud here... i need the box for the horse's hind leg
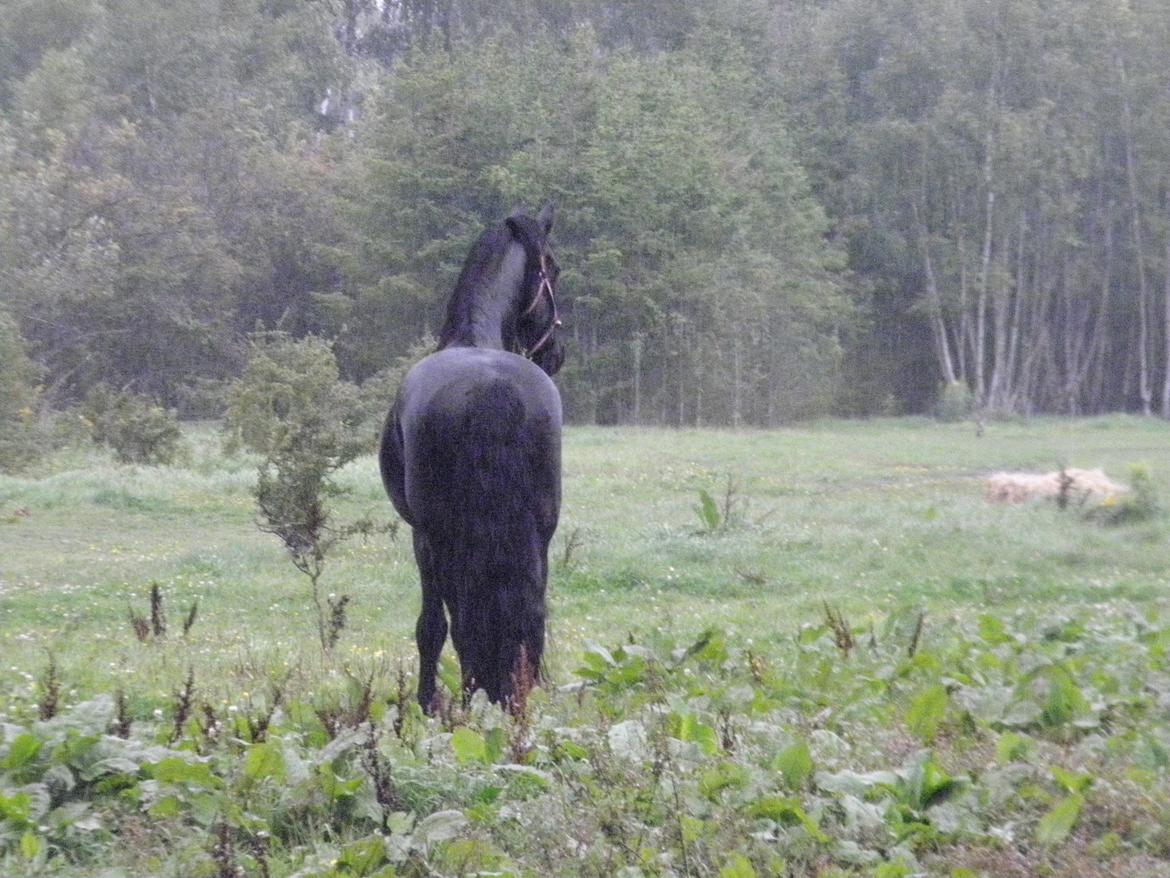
[412,530,447,712]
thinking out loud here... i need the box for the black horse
[380,204,564,709]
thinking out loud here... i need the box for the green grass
[3,418,1166,699]
[1,417,1168,875]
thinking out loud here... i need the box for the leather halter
[519,249,560,359]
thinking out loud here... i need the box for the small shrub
[128,606,150,642]
[127,584,194,641]
[182,598,200,636]
[1088,464,1161,525]
[934,380,974,422]
[823,602,855,656]
[150,582,167,637]
[226,332,394,654]
[112,689,132,738]
[170,667,196,743]
[84,386,183,465]
[37,653,61,720]
[223,332,364,460]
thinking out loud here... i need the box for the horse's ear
[537,202,555,235]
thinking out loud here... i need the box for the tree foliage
[2,0,1170,422]
[83,385,182,465]
[0,308,42,471]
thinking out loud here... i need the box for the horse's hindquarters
[398,349,560,530]
[393,347,561,703]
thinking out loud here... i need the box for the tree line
[2,0,1169,437]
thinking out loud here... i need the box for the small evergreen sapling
[225,333,396,655]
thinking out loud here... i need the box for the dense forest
[2,0,1170,434]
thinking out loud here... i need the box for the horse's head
[506,203,565,376]
[438,202,566,374]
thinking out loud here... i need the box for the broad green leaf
[579,648,631,685]
[907,684,948,743]
[699,762,750,800]
[451,727,487,765]
[718,853,757,878]
[977,615,1012,645]
[438,654,461,697]
[1051,767,1093,795]
[20,830,41,860]
[243,742,286,782]
[337,835,387,874]
[496,764,551,795]
[483,727,506,764]
[696,489,720,531]
[1036,793,1084,846]
[413,809,468,846]
[554,740,588,761]
[1037,665,1090,727]
[433,838,510,873]
[906,753,966,810]
[148,757,219,789]
[319,766,362,801]
[669,712,720,755]
[693,627,729,663]
[148,795,183,819]
[190,791,223,828]
[773,740,814,789]
[747,796,830,842]
[0,791,32,823]
[2,733,42,770]
[995,732,1031,764]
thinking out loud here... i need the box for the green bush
[1088,464,1162,526]
[82,386,183,465]
[934,380,974,422]
[223,332,365,461]
[224,333,384,653]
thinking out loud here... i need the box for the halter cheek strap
[520,251,561,359]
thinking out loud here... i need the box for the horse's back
[382,347,562,535]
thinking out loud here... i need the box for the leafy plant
[83,386,183,465]
[225,333,396,654]
[694,474,746,534]
[1088,463,1162,525]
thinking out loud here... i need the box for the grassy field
[1,417,1168,876]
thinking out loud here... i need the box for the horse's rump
[389,348,561,699]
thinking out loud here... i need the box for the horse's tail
[430,378,549,703]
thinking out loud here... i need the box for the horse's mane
[437,217,546,352]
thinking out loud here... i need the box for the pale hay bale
[1065,468,1126,498]
[984,468,1126,504]
[984,472,1055,503]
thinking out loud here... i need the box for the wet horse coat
[380,205,563,708]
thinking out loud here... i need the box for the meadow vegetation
[1,418,1168,876]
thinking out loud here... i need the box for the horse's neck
[465,243,526,350]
